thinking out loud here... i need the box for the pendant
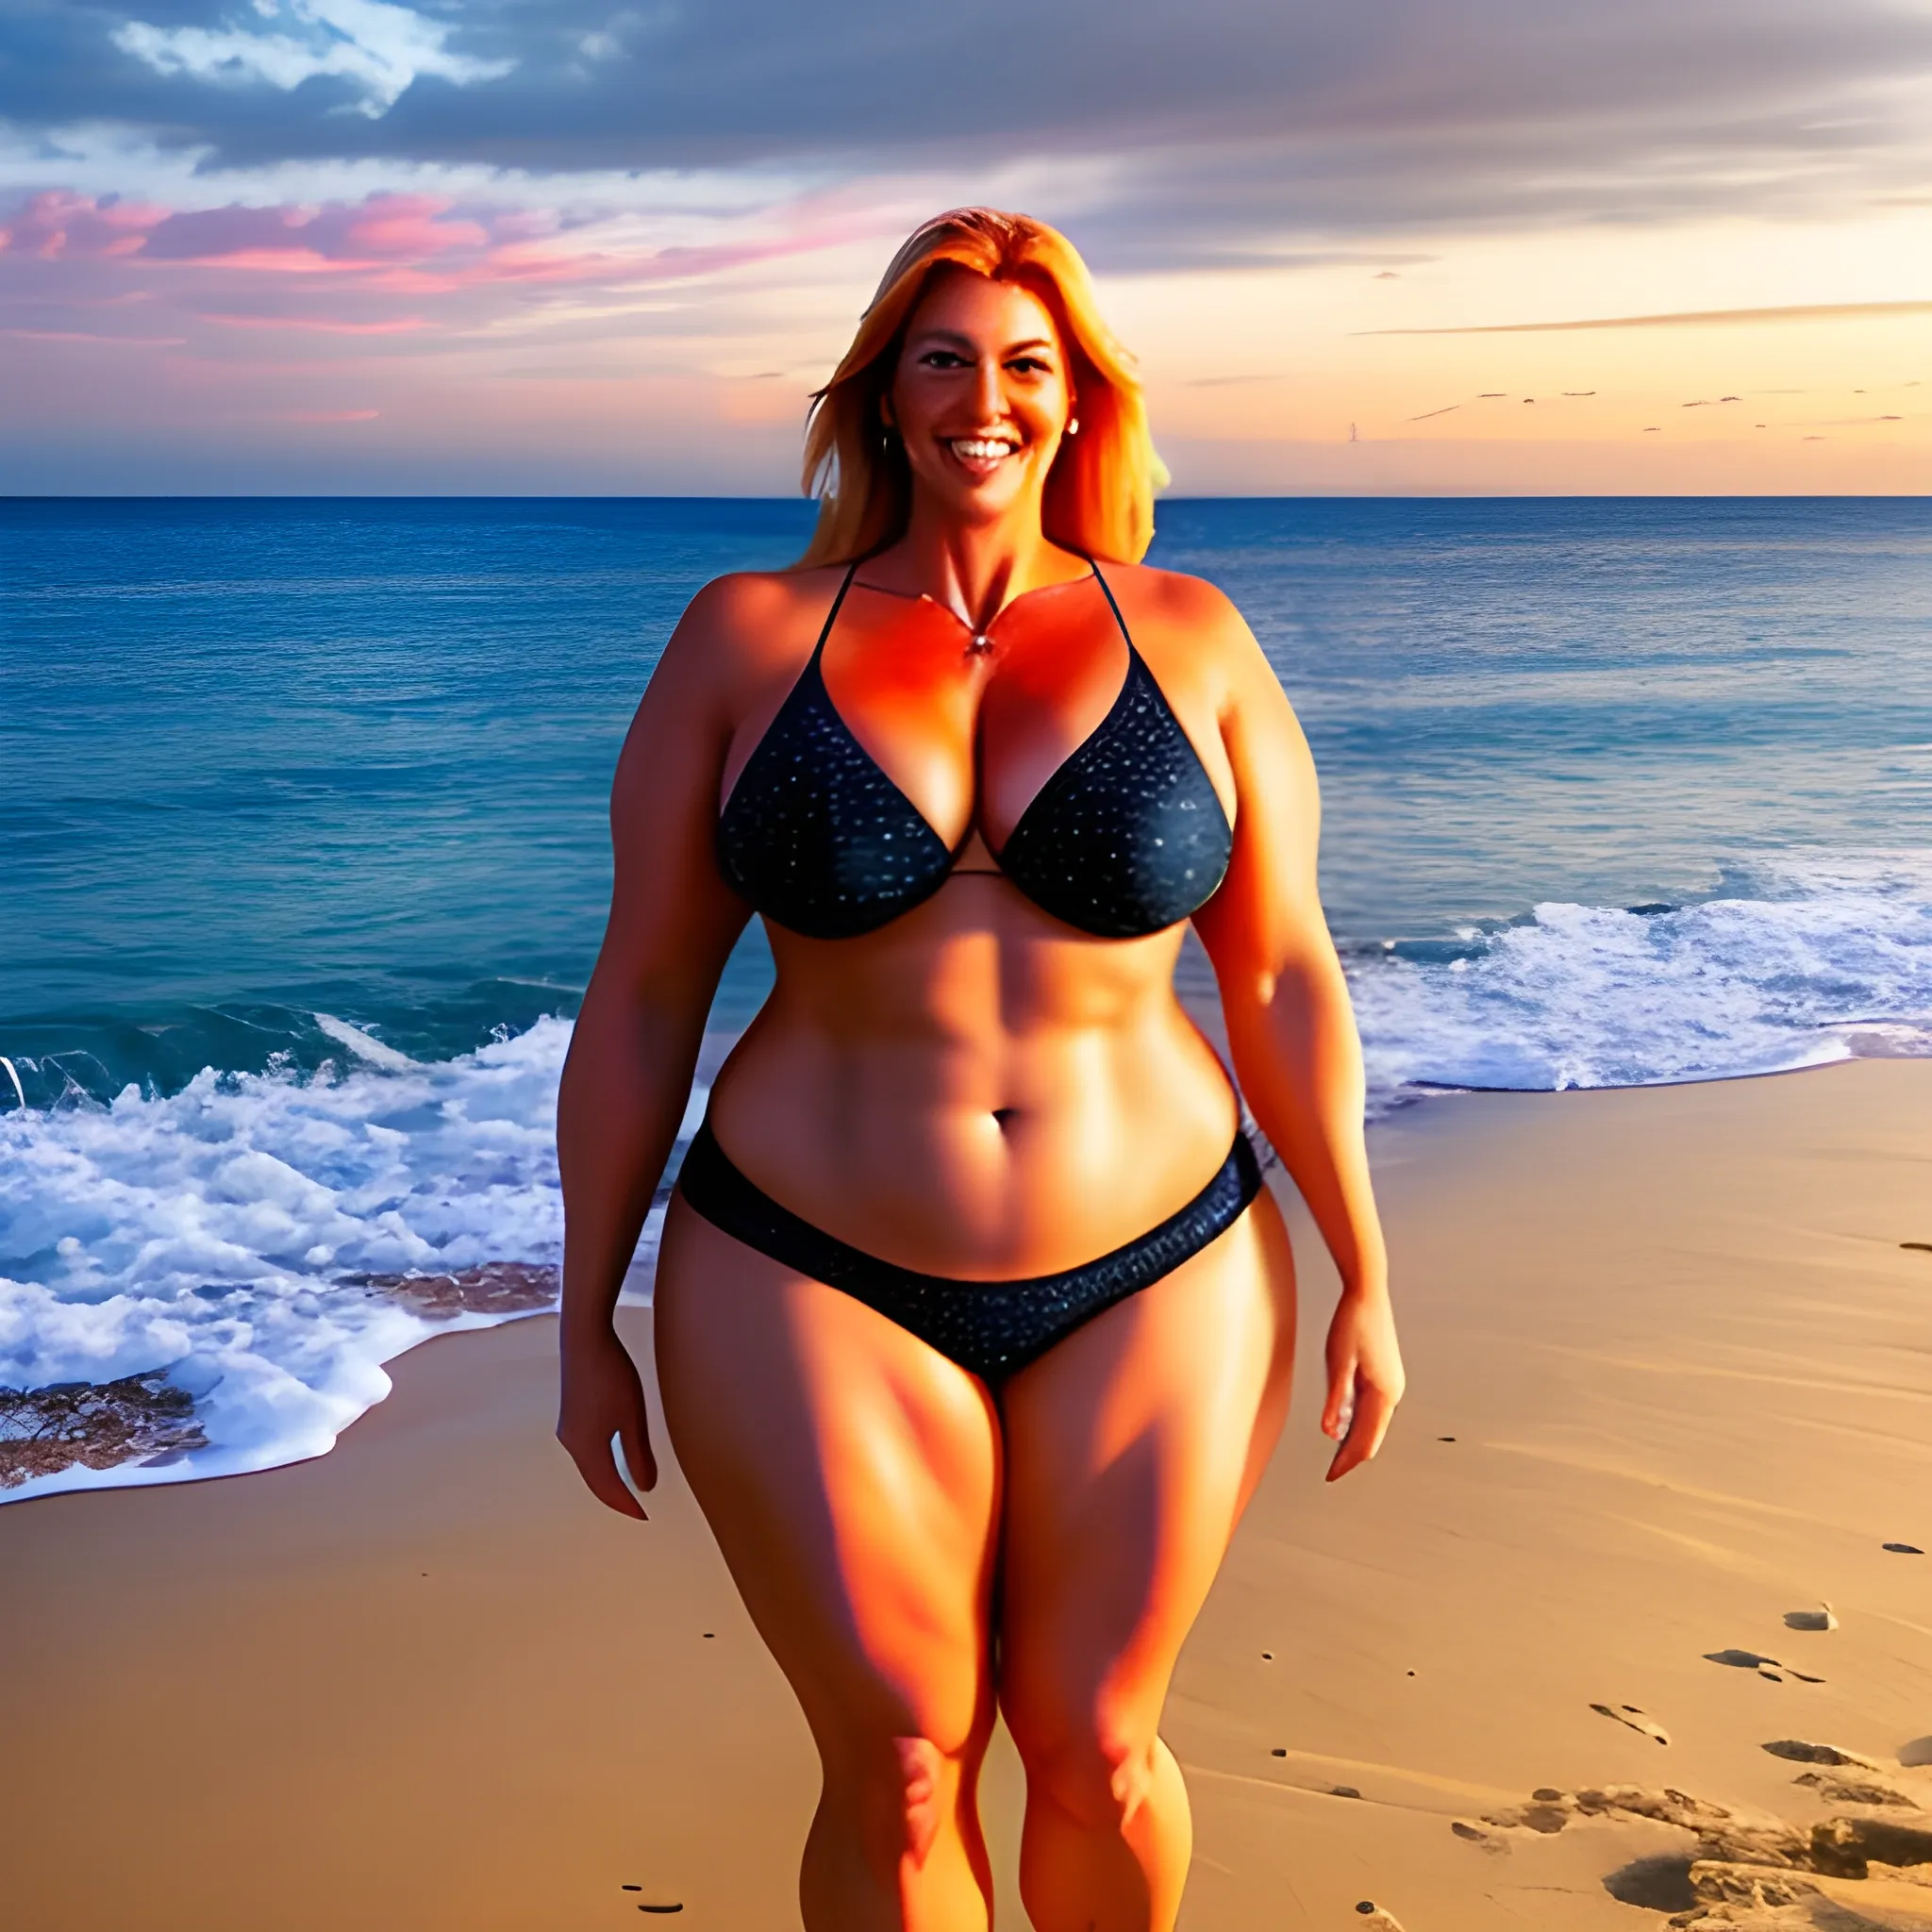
[968,633,991,655]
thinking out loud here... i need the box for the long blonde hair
[796,209,1167,569]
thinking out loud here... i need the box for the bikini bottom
[675,1117,1263,1385]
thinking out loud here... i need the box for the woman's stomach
[702,891,1241,1278]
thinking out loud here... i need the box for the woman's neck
[875,498,1085,633]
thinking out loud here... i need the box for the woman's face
[886,268,1074,527]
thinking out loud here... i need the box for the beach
[6,1058,1928,1930]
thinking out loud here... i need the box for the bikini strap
[1086,558,1139,658]
[808,562,860,666]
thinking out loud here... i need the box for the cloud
[0,325,183,342]
[1360,300,1932,334]
[3,0,1929,265]
[111,0,513,117]
[201,309,428,330]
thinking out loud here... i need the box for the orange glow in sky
[1,2,1927,494]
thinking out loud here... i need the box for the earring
[1066,417,1081,436]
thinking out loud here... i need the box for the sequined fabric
[715,648,956,939]
[713,562,1234,941]
[997,647,1232,938]
[677,1121,1264,1383]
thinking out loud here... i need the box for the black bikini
[714,564,1233,941]
[685,561,1258,1383]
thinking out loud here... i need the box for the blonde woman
[557,208,1403,1931]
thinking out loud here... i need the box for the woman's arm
[1189,593,1405,1481]
[555,580,757,1519]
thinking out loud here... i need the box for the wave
[0,1017,703,1505]
[1351,850,1932,1104]
[3,847,1926,1504]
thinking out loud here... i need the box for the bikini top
[715,561,1233,941]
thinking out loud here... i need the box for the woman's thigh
[996,1189,1297,1761]
[652,1195,1004,1760]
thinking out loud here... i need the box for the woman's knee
[1005,1691,1159,1833]
[824,1711,987,1876]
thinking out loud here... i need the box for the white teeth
[950,438,1017,460]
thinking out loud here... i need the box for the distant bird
[1721,394,1740,402]
[1562,391,1596,396]
[1407,404,1460,421]
[1756,423,1768,427]
[1643,426,1661,432]
[1479,391,1506,398]
[1682,399,1713,408]
[1523,396,1535,403]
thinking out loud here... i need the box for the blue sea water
[4,496,1930,1498]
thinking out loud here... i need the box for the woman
[556,208,1403,1931]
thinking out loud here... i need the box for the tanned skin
[557,267,1404,1931]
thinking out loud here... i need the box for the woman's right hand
[558,1325,658,1520]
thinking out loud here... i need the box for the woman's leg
[653,1198,1004,1932]
[997,1190,1297,1932]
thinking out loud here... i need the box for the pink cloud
[201,312,431,333]
[276,408,381,423]
[0,190,169,259]
[341,195,487,258]
[0,326,183,344]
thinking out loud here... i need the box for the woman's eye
[1008,357,1051,375]
[921,351,968,369]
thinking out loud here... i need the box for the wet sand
[3,1059,1929,1929]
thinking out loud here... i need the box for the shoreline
[4,1059,1931,1928]
[4,1038,1915,1510]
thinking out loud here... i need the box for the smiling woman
[555,208,1402,1930]
[799,209,1168,569]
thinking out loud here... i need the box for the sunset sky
[3,0,1928,494]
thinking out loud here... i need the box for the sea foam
[3,851,1927,1502]
[0,1017,700,1504]
[1352,850,1932,1104]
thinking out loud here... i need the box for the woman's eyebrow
[908,329,1058,356]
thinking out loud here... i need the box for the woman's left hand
[1321,1288,1405,1481]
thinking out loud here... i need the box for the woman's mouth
[945,436,1021,475]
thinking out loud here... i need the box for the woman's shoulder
[1096,560,1264,691]
[676,565,847,651]
[1098,558,1248,637]
[654,566,848,701]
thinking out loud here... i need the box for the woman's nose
[972,357,1004,421]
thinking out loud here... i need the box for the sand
[3,1058,1929,1930]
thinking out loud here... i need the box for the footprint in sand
[1783,1602,1838,1632]
[1592,1702,1671,1745]
[1762,1740,1885,1770]
[1704,1648,1824,1683]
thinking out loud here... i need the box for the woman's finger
[1324,1377,1398,1482]
[584,1440,651,1519]
[558,1424,650,1519]
[620,1412,658,1494]
[1321,1353,1358,1439]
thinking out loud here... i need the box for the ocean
[5,496,1930,1500]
